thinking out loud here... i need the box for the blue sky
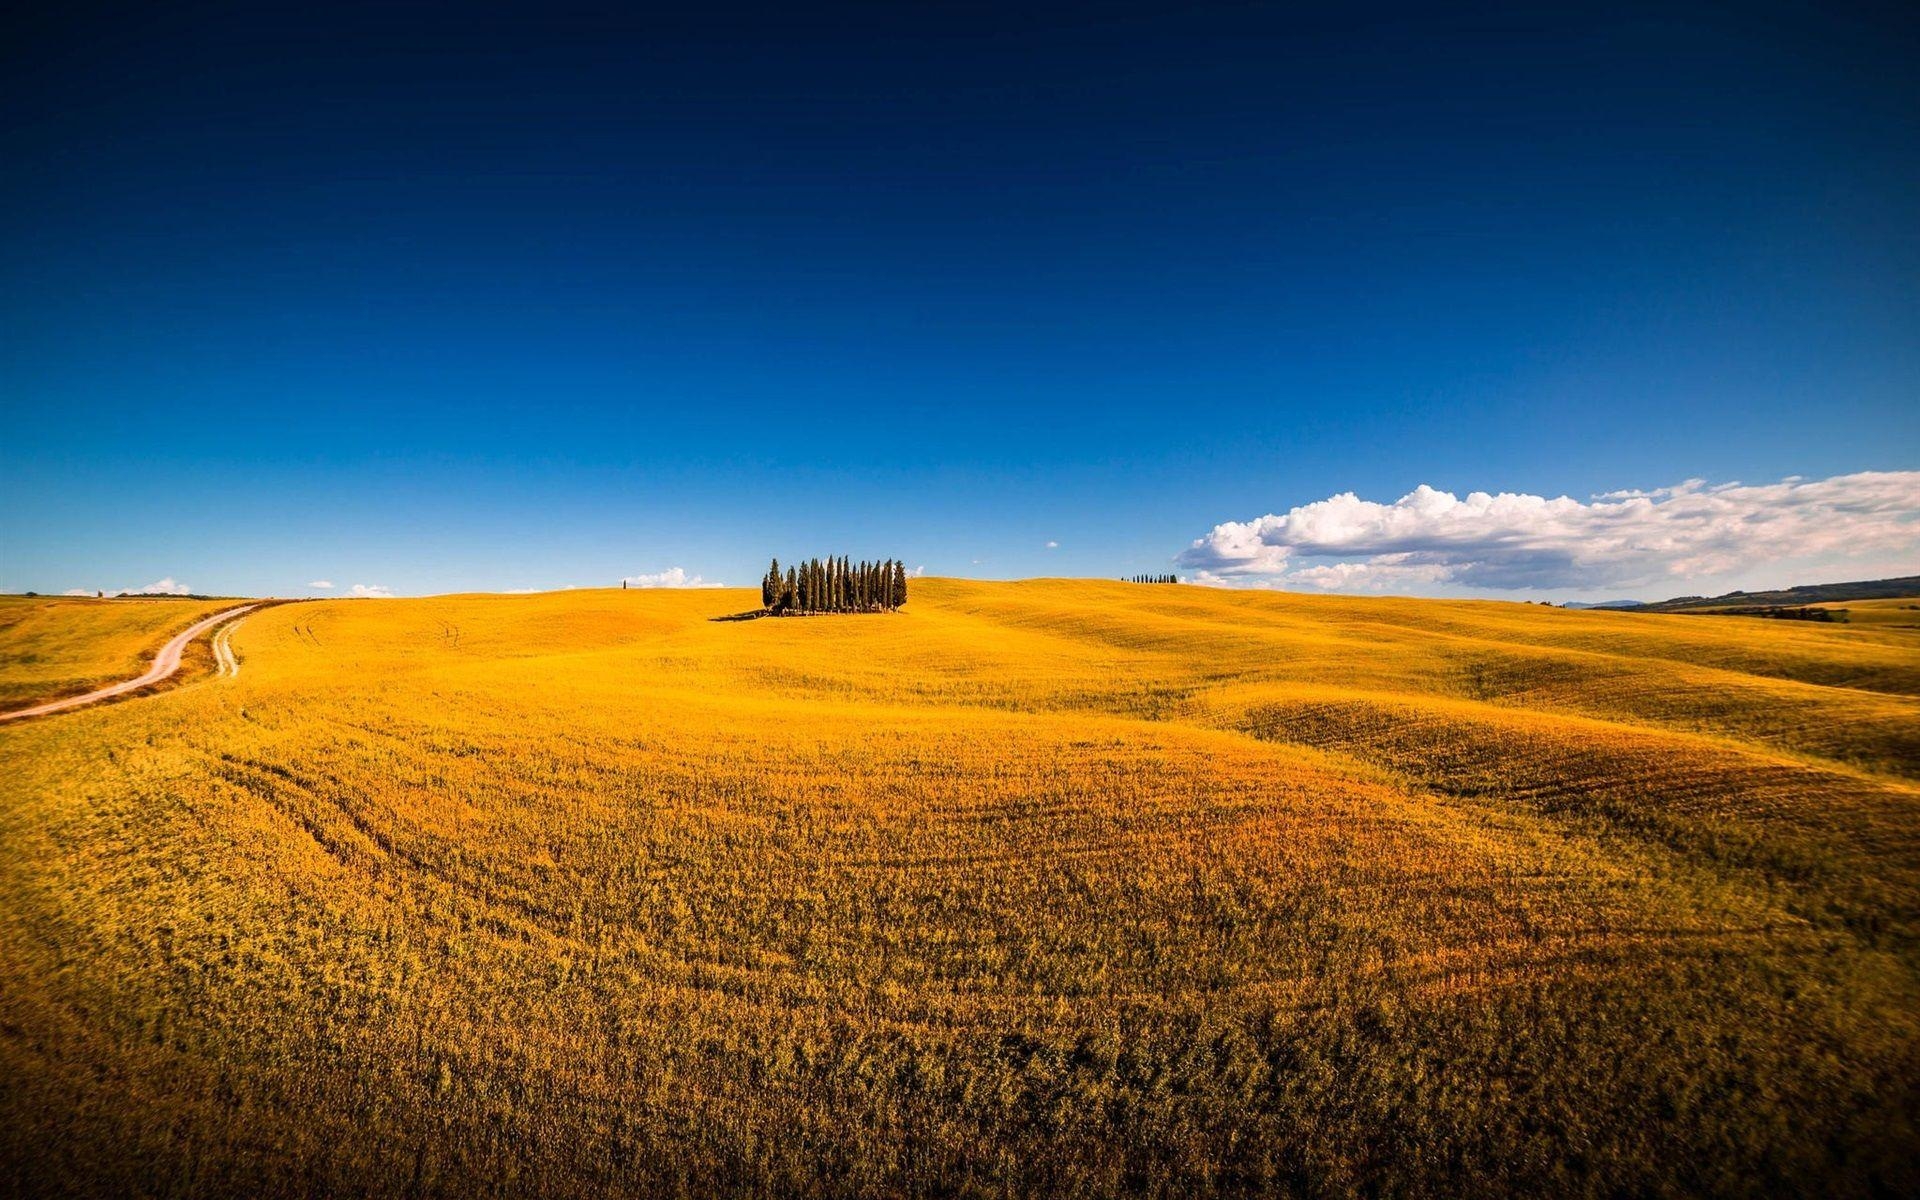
[4,2,1916,599]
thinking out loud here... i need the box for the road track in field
[212,615,247,677]
[0,604,259,723]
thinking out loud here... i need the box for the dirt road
[212,616,246,677]
[0,604,258,723]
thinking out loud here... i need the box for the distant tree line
[1124,574,1180,584]
[1699,605,1845,623]
[762,557,907,614]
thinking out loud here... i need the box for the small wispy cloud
[1045,540,1059,550]
[62,588,97,597]
[348,583,393,598]
[308,580,334,589]
[620,567,722,588]
[124,577,191,596]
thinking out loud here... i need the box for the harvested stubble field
[2,580,1917,1197]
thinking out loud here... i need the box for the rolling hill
[0,594,249,708]
[1629,574,1920,612]
[2,580,1917,1196]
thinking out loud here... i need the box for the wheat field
[0,596,240,708]
[2,580,1916,1197]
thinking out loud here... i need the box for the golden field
[1811,597,1920,630]
[2,580,1917,1197]
[0,595,239,708]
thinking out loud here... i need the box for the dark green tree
[756,554,913,615]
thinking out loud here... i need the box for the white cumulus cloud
[1178,471,1920,595]
[1045,540,1059,549]
[308,580,334,589]
[907,564,927,578]
[348,583,393,598]
[121,577,191,596]
[620,567,721,588]
[62,588,98,597]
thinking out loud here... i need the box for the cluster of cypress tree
[1124,574,1180,584]
[761,557,908,614]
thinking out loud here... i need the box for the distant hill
[1632,575,1920,613]
[1562,599,1645,610]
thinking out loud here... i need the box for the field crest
[3,580,1917,1195]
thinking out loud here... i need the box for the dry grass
[1812,597,1920,630]
[2,580,1917,1197]
[0,595,242,708]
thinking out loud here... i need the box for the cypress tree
[757,554,917,614]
